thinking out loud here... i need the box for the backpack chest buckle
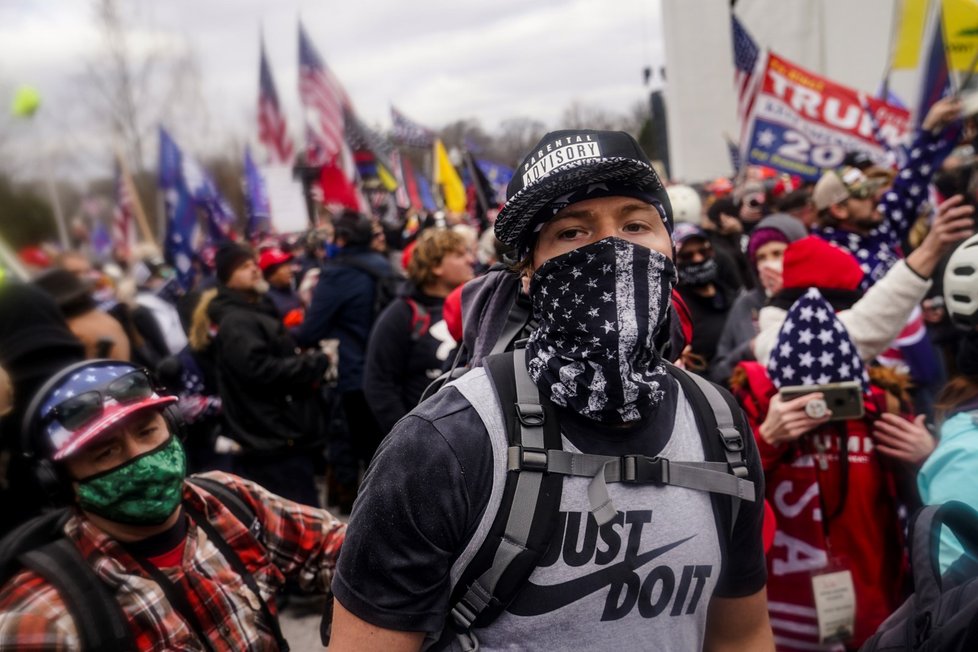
[621,455,670,485]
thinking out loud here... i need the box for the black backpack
[860,500,978,651]
[0,476,289,652]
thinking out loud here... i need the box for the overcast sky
[0,0,666,181]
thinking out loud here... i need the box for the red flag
[318,162,362,212]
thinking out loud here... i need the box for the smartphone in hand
[779,381,865,421]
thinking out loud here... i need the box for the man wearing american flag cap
[0,359,345,650]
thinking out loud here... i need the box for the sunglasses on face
[43,370,155,432]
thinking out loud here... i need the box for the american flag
[344,107,395,182]
[391,149,412,209]
[258,39,294,165]
[732,15,761,126]
[298,22,351,167]
[298,22,362,210]
[391,106,435,148]
[725,136,743,175]
[111,161,136,258]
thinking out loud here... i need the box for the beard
[852,210,883,232]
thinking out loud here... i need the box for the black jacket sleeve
[220,313,328,389]
[363,300,412,434]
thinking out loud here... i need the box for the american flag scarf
[526,238,675,423]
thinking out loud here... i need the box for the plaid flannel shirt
[0,471,345,651]
[813,126,950,291]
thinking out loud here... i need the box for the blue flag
[415,171,437,212]
[90,221,112,261]
[916,4,957,131]
[476,159,514,202]
[159,127,199,290]
[915,4,960,163]
[181,157,237,244]
[244,146,272,240]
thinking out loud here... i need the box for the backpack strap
[185,476,289,651]
[487,291,532,357]
[667,365,750,535]
[0,508,71,581]
[20,538,134,652]
[447,349,564,641]
[188,476,262,541]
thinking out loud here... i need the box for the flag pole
[43,172,70,250]
[115,148,157,248]
[0,233,29,281]
[957,46,978,94]
[880,0,906,100]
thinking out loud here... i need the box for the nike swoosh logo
[506,535,695,617]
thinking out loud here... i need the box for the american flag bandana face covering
[526,237,675,423]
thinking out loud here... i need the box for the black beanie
[215,242,255,284]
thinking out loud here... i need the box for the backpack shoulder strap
[666,364,750,537]
[488,291,532,357]
[446,349,564,640]
[0,508,71,582]
[187,475,262,541]
[184,477,289,651]
[20,538,134,652]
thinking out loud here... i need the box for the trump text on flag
[743,54,911,180]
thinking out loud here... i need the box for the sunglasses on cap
[835,169,873,201]
[41,370,156,432]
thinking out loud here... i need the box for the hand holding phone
[778,381,864,421]
[759,391,833,447]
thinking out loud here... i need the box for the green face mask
[76,436,187,525]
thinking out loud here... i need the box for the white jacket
[753,259,931,365]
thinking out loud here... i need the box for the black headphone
[21,359,187,504]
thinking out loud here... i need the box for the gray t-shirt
[332,373,766,649]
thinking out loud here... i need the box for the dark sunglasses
[42,370,155,432]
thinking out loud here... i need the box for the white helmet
[666,185,702,225]
[944,232,978,329]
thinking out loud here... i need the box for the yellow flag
[376,163,398,193]
[433,139,467,213]
[892,0,978,71]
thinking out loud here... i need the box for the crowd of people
[0,99,976,651]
